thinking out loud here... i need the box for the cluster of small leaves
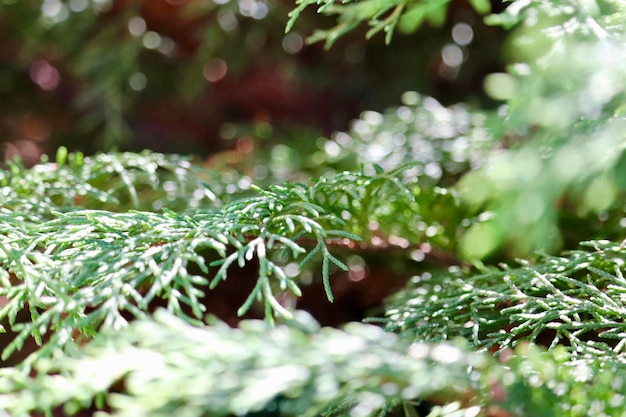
[0,310,482,417]
[485,0,626,34]
[0,149,234,217]
[494,344,626,417]
[223,95,496,255]
[322,92,497,187]
[382,240,626,363]
[4,310,626,417]
[287,0,491,47]
[220,93,497,187]
[0,151,443,365]
[318,93,497,254]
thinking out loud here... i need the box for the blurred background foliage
[0,0,504,161]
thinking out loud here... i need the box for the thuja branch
[3,309,625,417]
[0,150,228,216]
[0,168,420,363]
[382,240,626,362]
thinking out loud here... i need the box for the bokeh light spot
[128,16,147,37]
[92,0,112,12]
[203,59,228,82]
[219,123,237,140]
[583,177,615,213]
[324,140,341,157]
[218,10,238,31]
[441,44,464,67]
[239,0,268,19]
[515,192,544,224]
[29,60,60,91]
[401,91,420,106]
[484,73,518,101]
[69,0,88,12]
[452,23,473,45]
[157,36,176,56]
[251,2,268,19]
[42,0,69,23]
[282,33,303,54]
[129,73,147,91]
[3,140,42,165]
[142,31,161,49]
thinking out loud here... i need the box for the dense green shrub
[2,0,626,416]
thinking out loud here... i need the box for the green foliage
[490,343,626,417]
[382,239,626,361]
[237,94,498,255]
[4,311,626,417]
[319,92,497,187]
[1,150,223,216]
[457,0,626,258]
[0,151,435,366]
[4,0,626,416]
[0,311,480,417]
[287,0,490,48]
